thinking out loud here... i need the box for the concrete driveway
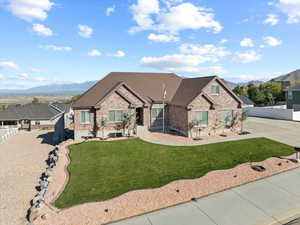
[245,117,300,147]
[110,117,300,225]
[0,131,54,225]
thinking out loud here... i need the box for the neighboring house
[73,72,243,139]
[286,85,300,111]
[238,95,254,108]
[0,103,71,143]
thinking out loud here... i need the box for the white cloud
[31,68,41,73]
[262,36,282,47]
[240,38,254,47]
[140,54,225,75]
[263,14,280,25]
[6,0,54,22]
[219,39,228,44]
[88,49,102,56]
[114,50,125,57]
[32,23,53,36]
[78,24,93,38]
[0,73,4,79]
[0,61,19,70]
[148,33,179,42]
[278,0,300,23]
[233,50,262,64]
[179,43,230,60]
[106,5,115,16]
[130,1,222,35]
[40,45,72,51]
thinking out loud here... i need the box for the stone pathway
[0,131,54,225]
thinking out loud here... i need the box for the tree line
[233,82,285,106]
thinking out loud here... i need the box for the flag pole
[163,83,165,133]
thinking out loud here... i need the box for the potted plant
[98,117,107,140]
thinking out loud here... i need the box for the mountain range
[0,70,299,95]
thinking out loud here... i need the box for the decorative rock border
[27,146,59,222]
[31,138,300,225]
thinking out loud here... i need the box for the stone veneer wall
[168,105,188,136]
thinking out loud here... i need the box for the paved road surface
[0,131,54,225]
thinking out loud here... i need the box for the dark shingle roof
[73,72,182,108]
[239,95,254,105]
[73,72,241,108]
[170,76,216,106]
[0,103,65,121]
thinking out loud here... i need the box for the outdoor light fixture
[295,147,300,162]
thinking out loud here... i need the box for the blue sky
[0,0,300,89]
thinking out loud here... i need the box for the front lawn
[55,138,294,208]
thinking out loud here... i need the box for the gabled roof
[73,72,182,108]
[0,103,66,121]
[170,76,216,106]
[73,72,242,108]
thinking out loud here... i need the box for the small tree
[98,117,107,139]
[32,97,40,104]
[210,116,221,136]
[240,110,248,134]
[188,120,198,139]
[121,111,136,137]
[227,111,240,133]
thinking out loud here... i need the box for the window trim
[80,110,91,124]
[211,85,220,96]
[108,110,124,123]
[151,107,164,121]
[195,111,208,127]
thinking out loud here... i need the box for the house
[238,95,255,108]
[0,103,72,143]
[287,85,300,111]
[73,72,243,139]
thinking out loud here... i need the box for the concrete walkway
[110,167,300,225]
[137,117,300,147]
[0,131,54,225]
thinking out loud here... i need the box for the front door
[136,107,144,126]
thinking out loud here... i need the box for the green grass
[54,138,294,209]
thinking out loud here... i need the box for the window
[109,110,123,122]
[288,91,293,100]
[220,110,233,125]
[151,108,163,120]
[211,85,220,95]
[195,111,208,126]
[80,111,91,124]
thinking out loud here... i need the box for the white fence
[246,107,300,122]
[0,128,19,144]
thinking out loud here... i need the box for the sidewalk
[109,167,300,225]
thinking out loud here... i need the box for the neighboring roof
[0,103,66,121]
[239,95,254,105]
[170,76,216,106]
[73,72,182,108]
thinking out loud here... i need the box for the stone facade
[74,78,242,139]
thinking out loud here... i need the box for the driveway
[110,117,300,225]
[245,117,300,147]
[0,131,54,225]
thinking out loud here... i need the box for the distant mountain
[271,69,300,84]
[0,81,97,95]
[224,80,264,89]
